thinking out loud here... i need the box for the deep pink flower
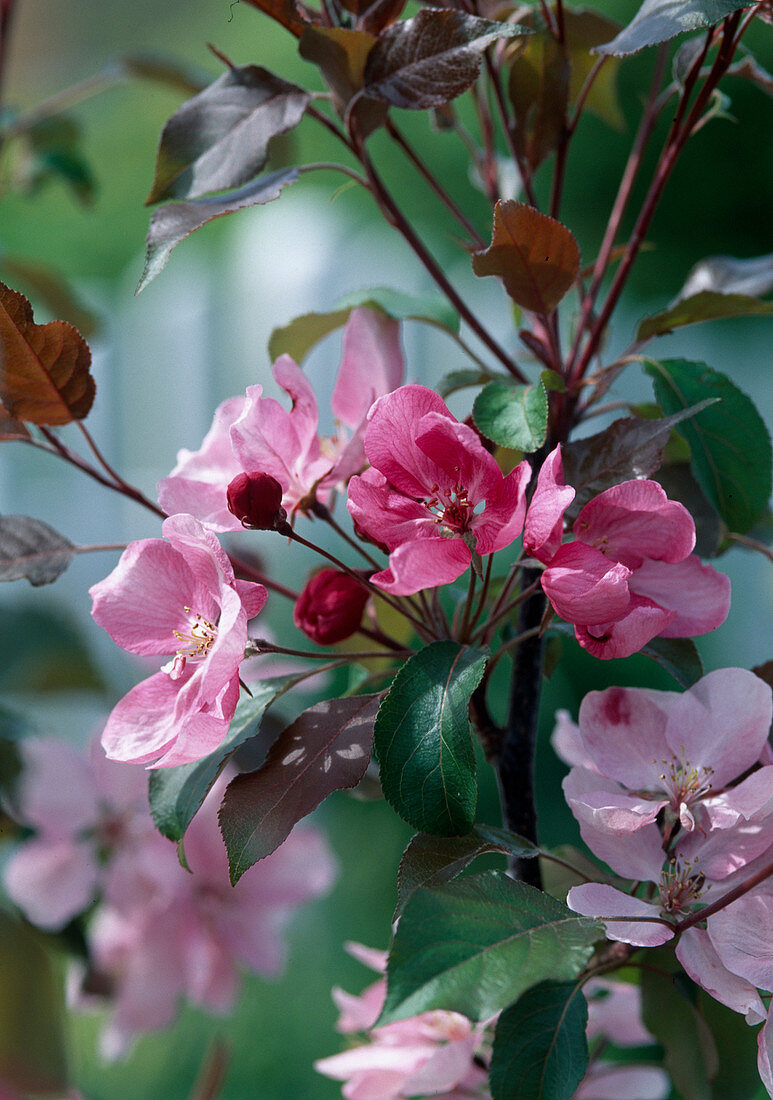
[315,942,489,1099]
[71,773,337,1060]
[347,385,531,595]
[523,446,730,658]
[158,308,404,528]
[90,514,267,767]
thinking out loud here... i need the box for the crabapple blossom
[523,446,730,658]
[68,773,337,1060]
[347,385,531,595]
[90,513,266,767]
[315,942,489,1098]
[3,737,151,930]
[157,308,404,528]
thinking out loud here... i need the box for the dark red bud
[294,568,370,645]
[227,472,286,530]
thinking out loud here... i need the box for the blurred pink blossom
[315,942,489,1098]
[70,773,337,1060]
[348,385,531,595]
[523,446,730,658]
[90,514,266,767]
[158,308,404,527]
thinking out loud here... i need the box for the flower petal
[629,555,730,637]
[676,927,767,1023]
[575,596,675,660]
[364,385,450,497]
[578,685,675,789]
[541,541,632,625]
[332,309,404,428]
[573,480,695,566]
[524,445,574,563]
[474,460,531,555]
[369,537,471,595]
[567,884,674,947]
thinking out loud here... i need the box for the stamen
[162,607,218,679]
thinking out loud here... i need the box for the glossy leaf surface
[473,378,548,452]
[374,641,486,835]
[597,0,748,56]
[381,872,602,1023]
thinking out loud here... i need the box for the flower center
[162,606,218,680]
[657,749,714,811]
[425,482,473,534]
[658,856,707,914]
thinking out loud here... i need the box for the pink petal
[573,480,695,566]
[585,978,654,1046]
[578,685,674,789]
[233,578,269,620]
[629,555,731,636]
[370,537,471,595]
[90,539,199,656]
[541,541,632,625]
[348,468,436,551]
[333,980,386,1032]
[550,709,595,771]
[162,513,235,594]
[664,668,773,788]
[402,1032,478,1093]
[364,385,450,497]
[100,670,211,765]
[473,459,531,555]
[523,445,574,563]
[415,412,504,503]
[576,1064,670,1100]
[346,942,388,974]
[707,894,773,991]
[567,884,674,947]
[676,927,767,1022]
[332,309,404,428]
[157,395,246,531]
[758,1012,773,1099]
[4,838,99,929]
[575,596,675,660]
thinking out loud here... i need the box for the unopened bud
[294,568,369,645]
[227,472,286,530]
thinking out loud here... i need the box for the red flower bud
[227,472,286,530]
[294,569,370,645]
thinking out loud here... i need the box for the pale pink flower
[579,979,669,1100]
[315,942,489,1098]
[72,774,337,1060]
[347,385,531,595]
[90,514,267,767]
[3,737,151,930]
[523,446,730,658]
[158,308,404,527]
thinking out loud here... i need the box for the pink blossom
[315,942,489,1098]
[158,309,404,528]
[579,979,669,1100]
[72,773,337,1060]
[90,514,267,767]
[3,737,151,930]
[523,446,730,658]
[348,385,531,595]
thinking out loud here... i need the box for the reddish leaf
[238,0,319,37]
[355,0,407,35]
[0,515,75,586]
[146,66,310,204]
[564,10,623,128]
[472,201,580,315]
[219,693,380,883]
[299,28,388,136]
[137,168,299,293]
[507,28,570,170]
[0,282,95,425]
[0,403,30,441]
[363,10,528,110]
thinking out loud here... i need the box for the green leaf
[268,286,459,363]
[0,912,69,1094]
[395,824,539,916]
[637,291,773,341]
[148,676,297,845]
[374,641,486,835]
[436,368,495,399]
[596,0,748,57]
[473,379,548,452]
[363,10,529,110]
[641,951,718,1100]
[146,66,310,204]
[646,358,772,533]
[640,637,704,688]
[489,981,589,1100]
[380,871,603,1024]
[137,168,299,293]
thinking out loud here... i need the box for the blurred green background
[1,0,772,1096]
